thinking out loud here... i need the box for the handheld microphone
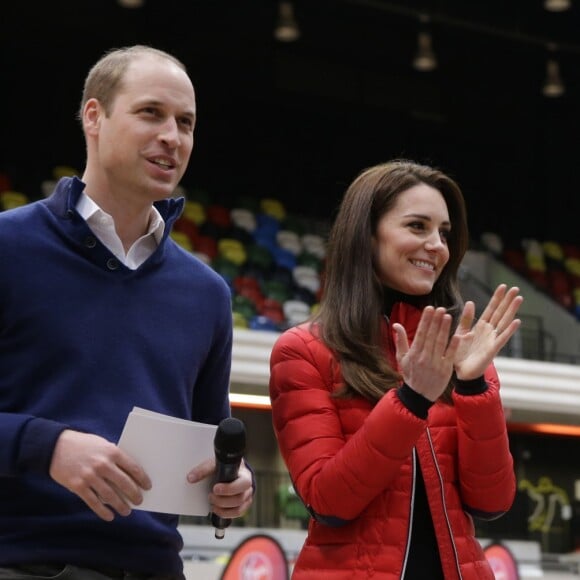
[210,417,246,539]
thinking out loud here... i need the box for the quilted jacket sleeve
[269,325,426,522]
[452,363,516,519]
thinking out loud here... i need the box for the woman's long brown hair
[312,160,469,404]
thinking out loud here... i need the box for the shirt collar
[76,192,165,244]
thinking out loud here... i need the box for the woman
[269,159,523,579]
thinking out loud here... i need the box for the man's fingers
[187,457,216,484]
[90,451,149,509]
[97,481,134,516]
[210,494,254,519]
[83,488,116,521]
[120,457,152,492]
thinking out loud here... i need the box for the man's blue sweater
[0,177,233,574]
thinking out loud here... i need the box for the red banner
[220,533,290,580]
[484,542,520,580]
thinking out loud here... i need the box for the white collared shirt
[76,192,165,270]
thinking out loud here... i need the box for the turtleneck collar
[382,287,428,317]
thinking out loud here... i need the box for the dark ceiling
[2,0,579,245]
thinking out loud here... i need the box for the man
[0,45,253,578]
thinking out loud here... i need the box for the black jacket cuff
[396,383,434,419]
[454,375,488,396]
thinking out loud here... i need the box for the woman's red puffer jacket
[269,302,516,579]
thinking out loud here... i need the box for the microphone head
[214,417,246,462]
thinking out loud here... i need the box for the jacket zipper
[426,427,463,579]
[385,313,456,579]
[400,448,416,579]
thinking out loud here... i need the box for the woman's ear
[371,235,378,262]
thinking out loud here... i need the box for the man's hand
[188,458,254,520]
[49,429,152,521]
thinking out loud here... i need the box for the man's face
[94,55,196,204]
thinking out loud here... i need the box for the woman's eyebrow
[402,213,452,227]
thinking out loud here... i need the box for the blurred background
[2,2,580,577]
[2,0,579,246]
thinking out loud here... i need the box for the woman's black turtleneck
[382,287,444,579]
[381,287,427,318]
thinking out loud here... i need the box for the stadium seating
[481,231,580,321]
[5,168,578,329]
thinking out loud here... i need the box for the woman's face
[373,183,451,295]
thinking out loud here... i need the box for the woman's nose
[425,231,446,251]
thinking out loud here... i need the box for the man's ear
[82,98,102,136]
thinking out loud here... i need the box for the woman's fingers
[392,322,409,363]
[457,301,475,336]
[395,307,455,400]
[495,318,522,347]
[409,305,435,353]
[432,309,453,359]
[477,285,523,333]
[493,289,524,335]
[403,306,454,362]
[478,284,507,325]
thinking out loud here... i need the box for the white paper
[118,407,217,516]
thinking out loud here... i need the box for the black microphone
[210,417,246,539]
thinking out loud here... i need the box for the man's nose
[159,118,180,146]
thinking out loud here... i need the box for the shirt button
[85,236,97,248]
[106,258,120,271]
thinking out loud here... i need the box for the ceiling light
[413,31,437,71]
[117,0,144,7]
[542,58,565,97]
[544,0,571,11]
[274,1,301,42]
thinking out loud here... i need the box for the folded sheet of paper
[118,407,217,516]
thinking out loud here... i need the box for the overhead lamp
[274,1,301,43]
[544,0,571,11]
[542,44,565,97]
[543,58,565,97]
[413,16,437,72]
[117,0,144,7]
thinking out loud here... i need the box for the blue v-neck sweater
[0,177,233,574]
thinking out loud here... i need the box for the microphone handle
[211,459,241,539]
